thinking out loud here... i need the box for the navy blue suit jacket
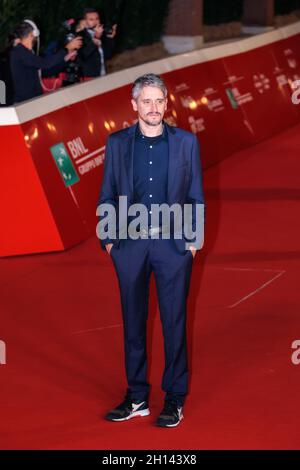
[97,120,205,253]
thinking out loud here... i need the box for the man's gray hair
[131,73,168,101]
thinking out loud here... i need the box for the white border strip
[1,21,300,126]
[0,107,20,126]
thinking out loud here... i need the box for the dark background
[1,0,300,54]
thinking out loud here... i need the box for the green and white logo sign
[225,88,238,109]
[50,142,80,187]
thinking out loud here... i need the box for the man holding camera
[78,7,117,80]
[10,20,82,103]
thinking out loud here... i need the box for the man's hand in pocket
[189,246,197,258]
[106,243,114,255]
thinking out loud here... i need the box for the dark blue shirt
[133,122,169,228]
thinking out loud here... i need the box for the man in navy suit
[97,73,205,427]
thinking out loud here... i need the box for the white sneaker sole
[158,412,184,427]
[111,408,150,421]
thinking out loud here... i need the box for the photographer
[10,20,82,103]
[77,7,117,80]
[0,33,20,106]
[59,18,88,86]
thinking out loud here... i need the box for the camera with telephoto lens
[103,24,113,35]
[62,18,86,86]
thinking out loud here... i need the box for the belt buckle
[149,226,161,237]
[140,227,148,239]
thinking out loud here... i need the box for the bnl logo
[0,340,6,365]
[0,80,6,105]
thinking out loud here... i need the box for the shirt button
[149,194,152,197]
[149,161,152,164]
[150,145,153,148]
[149,177,153,181]
[149,211,152,214]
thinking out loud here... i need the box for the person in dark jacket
[77,8,117,79]
[0,33,19,106]
[10,21,82,103]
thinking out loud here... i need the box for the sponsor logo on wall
[50,143,80,187]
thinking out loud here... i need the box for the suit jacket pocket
[175,162,188,169]
[175,163,189,189]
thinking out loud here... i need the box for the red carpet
[1,124,300,449]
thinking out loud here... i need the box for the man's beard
[142,114,163,127]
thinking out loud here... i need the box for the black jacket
[0,47,14,106]
[78,29,115,78]
[10,44,67,103]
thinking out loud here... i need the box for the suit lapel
[123,123,136,203]
[165,122,178,203]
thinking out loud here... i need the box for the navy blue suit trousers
[110,236,193,407]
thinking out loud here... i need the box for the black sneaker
[156,400,184,427]
[105,393,150,422]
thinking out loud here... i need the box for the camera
[62,18,85,86]
[103,24,113,35]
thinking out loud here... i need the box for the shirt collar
[136,121,167,141]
